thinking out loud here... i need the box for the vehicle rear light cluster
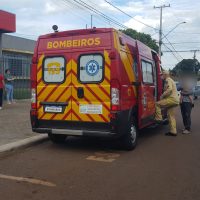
[31,109,37,117]
[111,79,120,111]
[31,88,37,109]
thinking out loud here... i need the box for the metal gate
[0,56,31,99]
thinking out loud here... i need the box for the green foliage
[121,28,159,52]
[172,59,200,75]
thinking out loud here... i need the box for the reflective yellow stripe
[104,50,111,66]
[37,55,44,82]
[113,30,119,50]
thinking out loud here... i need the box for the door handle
[77,87,84,98]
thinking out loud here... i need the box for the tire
[121,117,138,150]
[48,133,67,144]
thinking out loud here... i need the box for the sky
[1,0,200,70]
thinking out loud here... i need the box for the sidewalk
[0,100,38,146]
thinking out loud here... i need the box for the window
[142,60,154,84]
[43,56,65,83]
[133,60,138,81]
[9,59,22,76]
[3,53,32,78]
[79,54,104,83]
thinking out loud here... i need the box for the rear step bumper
[32,128,117,137]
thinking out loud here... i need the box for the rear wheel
[121,117,138,150]
[48,133,67,144]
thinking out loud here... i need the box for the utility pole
[193,50,199,59]
[91,15,93,28]
[154,4,170,60]
[193,50,196,59]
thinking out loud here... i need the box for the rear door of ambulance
[36,37,72,123]
[70,31,111,124]
[36,30,111,126]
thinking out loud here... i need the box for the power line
[67,0,119,29]
[162,43,180,62]
[163,42,200,45]
[104,0,158,31]
[165,32,200,35]
[163,50,200,53]
[87,0,127,28]
[162,49,200,59]
[162,32,184,60]
[164,38,184,60]
[62,0,92,23]
[65,0,129,29]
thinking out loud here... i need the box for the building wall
[2,34,35,53]
[0,34,36,76]
[0,34,36,99]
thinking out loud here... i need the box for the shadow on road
[48,124,166,153]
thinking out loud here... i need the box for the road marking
[86,152,120,163]
[0,174,56,187]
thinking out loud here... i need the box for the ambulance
[30,27,163,150]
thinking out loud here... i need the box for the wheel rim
[130,124,137,144]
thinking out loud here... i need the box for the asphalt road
[0,100,200,200]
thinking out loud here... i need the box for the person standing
[180,78,194,134]
[4,69,15,104]
[0,72,5,109]
[155,70,180,136]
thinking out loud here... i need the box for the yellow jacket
[161,77,179,102]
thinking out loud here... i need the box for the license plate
[44,106,62,113]
[79,104,102,114]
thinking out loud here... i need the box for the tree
[121,28,159,52]
[171,59,200,76]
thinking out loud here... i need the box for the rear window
[43,56,66,83]
[78,54,104,83]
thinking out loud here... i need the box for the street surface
[0,100,200,200]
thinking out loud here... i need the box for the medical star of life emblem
[86,60,99,76]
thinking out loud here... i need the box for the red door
[138,59,156,128]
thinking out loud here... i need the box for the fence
[0,56,31,99]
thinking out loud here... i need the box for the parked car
[194,85,200,99]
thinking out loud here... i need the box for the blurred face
[7,70,10,74]
[161,74,167,80]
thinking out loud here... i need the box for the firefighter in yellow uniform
[155,70,179,136]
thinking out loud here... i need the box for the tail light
[31,88,37,109]
[111,79,120,111]
[31,57,37,110]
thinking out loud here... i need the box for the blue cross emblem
[86,60,99,76]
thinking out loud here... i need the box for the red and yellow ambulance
[30,27,162,150]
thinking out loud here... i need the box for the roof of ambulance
[39,28,115,39]
[37,27,155,58]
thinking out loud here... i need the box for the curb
[0,135,49,154]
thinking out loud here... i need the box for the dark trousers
[180,102,192,131]
[0,88,3,107]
